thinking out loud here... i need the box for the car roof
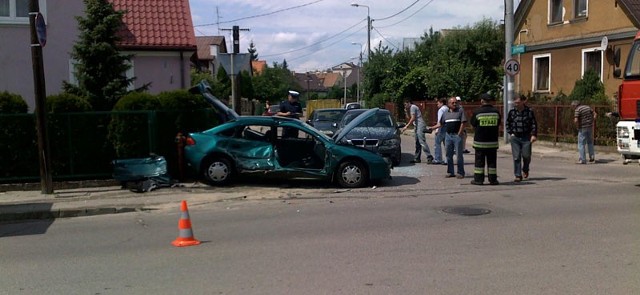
[345,108,390,115]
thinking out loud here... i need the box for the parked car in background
[306,108,348,136]
[334,108,405,166]
[344,102,362,110]
[183,81,391,188]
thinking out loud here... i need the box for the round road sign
[35,13,47,47]
[504,58,520,76]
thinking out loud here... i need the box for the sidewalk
[0,133,620,223]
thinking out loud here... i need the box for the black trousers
[474,148,497,182]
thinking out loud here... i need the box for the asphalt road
[1,134,639,294]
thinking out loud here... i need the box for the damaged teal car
[183,82,391,188]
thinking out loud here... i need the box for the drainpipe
[180,51,185,88]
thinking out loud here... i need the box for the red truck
[613,32,640,165]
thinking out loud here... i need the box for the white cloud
[189,0,506,72]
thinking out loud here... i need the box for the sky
[189,0,510,73]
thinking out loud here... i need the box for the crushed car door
[226,126,276,171]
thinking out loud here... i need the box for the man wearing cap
[469,93,501,185]
[277,90,303,137]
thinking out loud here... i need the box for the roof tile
[110,0,196,50]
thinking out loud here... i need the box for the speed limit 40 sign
[504,59,520,76]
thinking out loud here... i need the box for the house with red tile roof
[251,60,267,76]
[0,0,197,111]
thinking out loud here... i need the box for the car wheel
[336,160,368,188]
[203,157,233,185]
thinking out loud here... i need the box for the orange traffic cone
[172,200,201,247]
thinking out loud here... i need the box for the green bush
[109,92,161,158]
[0,91,28,113]
[46,93,92,113]
[569,69,608,104]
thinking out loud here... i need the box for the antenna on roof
[216,6,220,35]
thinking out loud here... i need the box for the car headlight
[380,138,399,147]
[617,126,630,138]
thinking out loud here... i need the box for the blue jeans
[578,127,595,162]
[434,130,445,163]
[510,136,532,177]
[414,123,432,161]
[445,133,464,176]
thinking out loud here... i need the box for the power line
[195,0,324,27]
[261,19,367,58]
[284,24,367,63]
[376,0,437,29]
[372,27,400,50]
[375,0,423,21]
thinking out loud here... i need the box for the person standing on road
[469,93,501,185]
[571,100,597,164]
[277,90,303,137]
[432,97,448,165]
[430,97,466,178]
[401,99,434,164]
[506,95,538,182]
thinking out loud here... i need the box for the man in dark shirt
[470,93,501,185]
[277,90,303,137]
[506,95,538,182]
[430,97,467,178]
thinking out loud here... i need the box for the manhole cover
[442,206,491,216]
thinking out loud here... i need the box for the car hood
[189,80,239,123]
[341,126,397,140]
[333,108,378,142]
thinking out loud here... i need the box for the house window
[0,0,45,24]
[533,54,551,92]
[582,47,602,80]
[549,0,563,24]
[574,0,587,18]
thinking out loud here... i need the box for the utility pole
[221,25,250,114]
[29,0,52,194]
[503,0,515,143]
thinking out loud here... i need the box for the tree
[248,40,258,61]
[252,65,300,103]
[361,18,503,108]
[63,0,136,111]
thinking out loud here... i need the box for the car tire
[202,157,234,185]
[336,160,368,188]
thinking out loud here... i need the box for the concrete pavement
[0,132,622,222]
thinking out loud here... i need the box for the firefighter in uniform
[469,93,501,185]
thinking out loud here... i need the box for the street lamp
[351,42,363,102]
[351,3,371,62]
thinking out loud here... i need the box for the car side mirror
[397,123,407,129]
[614,47,621,68]
[614,68,622,79]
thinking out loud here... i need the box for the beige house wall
[516,0,638,100]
